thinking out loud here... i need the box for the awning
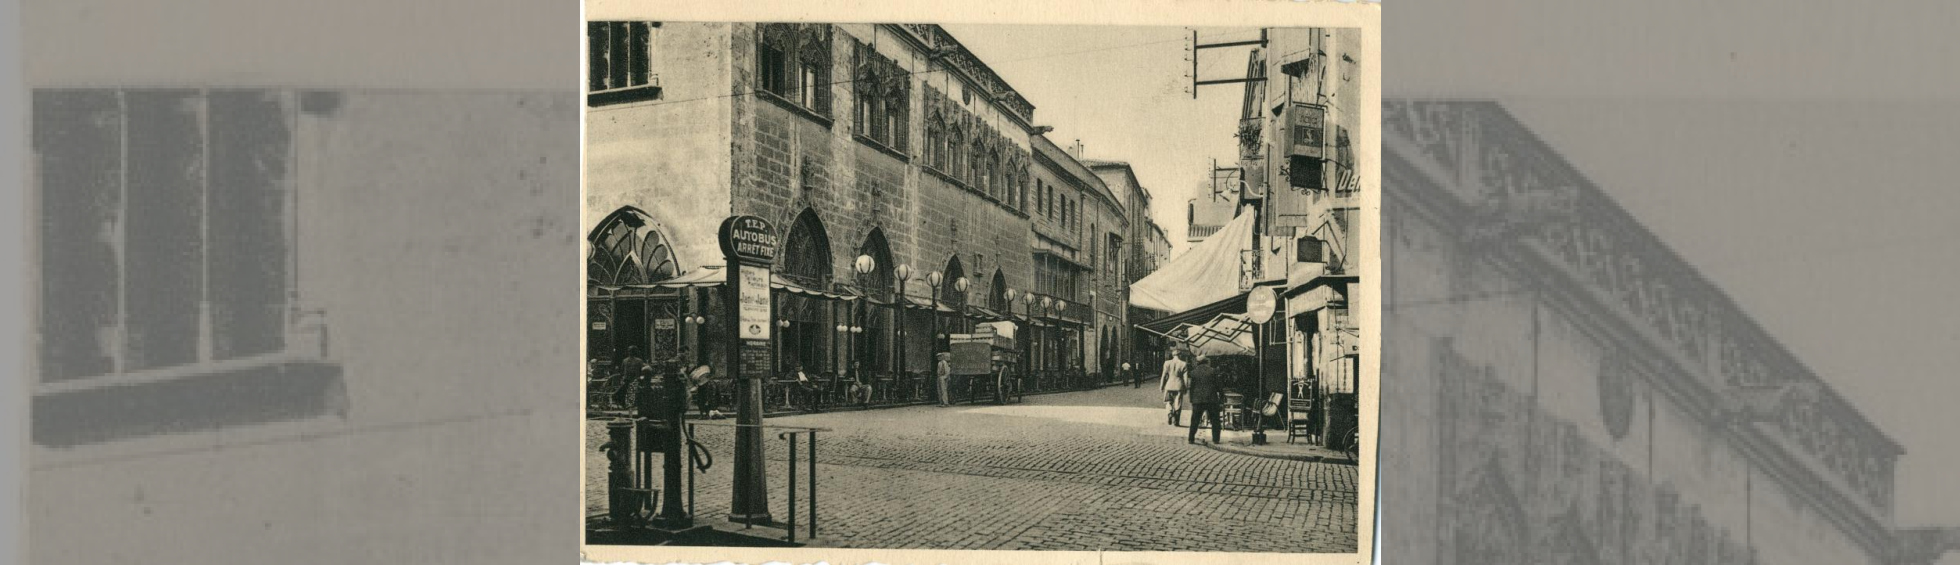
[1128,205,1256,313]
[589,266,859,301]
[1136,278,1283,336]
[901,295,958,313]
[967,305,1009,321]
[1285,274,1358,317]
[1187,314,1257,356]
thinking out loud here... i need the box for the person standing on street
[1160,351,1188,425]
[1185,354,1225,445]
[613,347,646,410]
[936,352,954,406]
[1127,362,1139,388]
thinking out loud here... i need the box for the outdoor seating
[1286,386,1315,443]
[1222,392,1247,430]
[873,373,896,404]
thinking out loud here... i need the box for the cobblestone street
[586,384,1357,552]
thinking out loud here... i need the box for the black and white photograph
[579,13,1378,561]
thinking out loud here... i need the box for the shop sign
[737,264,771,341]
[718,215,778,264]
[654,319,676,330]
[1246,286,1278,324]
[591,321,609,331]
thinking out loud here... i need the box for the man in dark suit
[1185,354,1225,445]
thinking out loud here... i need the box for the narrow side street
[586,383,1357,552]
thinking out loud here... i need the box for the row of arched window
[922,85,1032,214]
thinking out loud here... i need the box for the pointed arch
[941,255,967,308]
[781,208,834,289]
[586,205,680,286]
[857,227,895,295]
[989,269,1008,311]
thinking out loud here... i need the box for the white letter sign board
[738,264,771,341]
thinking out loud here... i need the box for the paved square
[586,384,1357,552]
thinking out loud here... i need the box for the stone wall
[585,23,734,272]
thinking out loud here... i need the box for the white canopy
[1128,205,1256,313]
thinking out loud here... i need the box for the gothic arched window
[781,208,834,289]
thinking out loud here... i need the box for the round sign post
[718,215,777,526]
[1245,286,1278,445]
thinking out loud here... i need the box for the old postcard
[579,2,1380,564]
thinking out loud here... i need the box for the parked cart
[949,324,1021,404]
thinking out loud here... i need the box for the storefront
[585,207,687,372]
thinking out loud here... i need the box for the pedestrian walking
[1185,354,1225,445]
[935,352,954,406]
[1160,351,1188,426]
[1127,362,1139,388]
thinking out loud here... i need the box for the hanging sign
[1287,102,1329,160]
[718,215,778,264]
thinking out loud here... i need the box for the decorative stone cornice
[892,24,1036,129]
[1386,99,1905,535]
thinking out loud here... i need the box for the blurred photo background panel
[20,0,578,563]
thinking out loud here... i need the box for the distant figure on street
[588,357,605,381]
[1160,351,1189,426]
[1185,354,1225,445]
[613,347,647,410]
[1126,362,1139,388]
[686,355,717,419]
[847,361,872,406]
[936,352,955,406]
[794,365,821,412]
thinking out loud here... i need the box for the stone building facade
[1090,161,1175,374]
[586,22,1163,383]
[1382,100,1960,565]
[1030,137,1131,377]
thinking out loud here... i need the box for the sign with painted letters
[717,215,778,264]
[737,264,771,341]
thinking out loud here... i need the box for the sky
[943,24,1265,257]
[1386,0,1960,551]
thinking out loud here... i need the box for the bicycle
[1339,423,1360,463]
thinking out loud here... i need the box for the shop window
[588,21,662,106]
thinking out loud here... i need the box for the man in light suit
[1159,351,1189,426]
[936,352,954,406]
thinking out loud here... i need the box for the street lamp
[952,276,970,334]
[1087,290,1099,381]
[895,264,913,376]
[926,271,944,357]
[684,313,708,367]
[852,254,875,381]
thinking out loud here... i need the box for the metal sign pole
[720,216,777,526]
